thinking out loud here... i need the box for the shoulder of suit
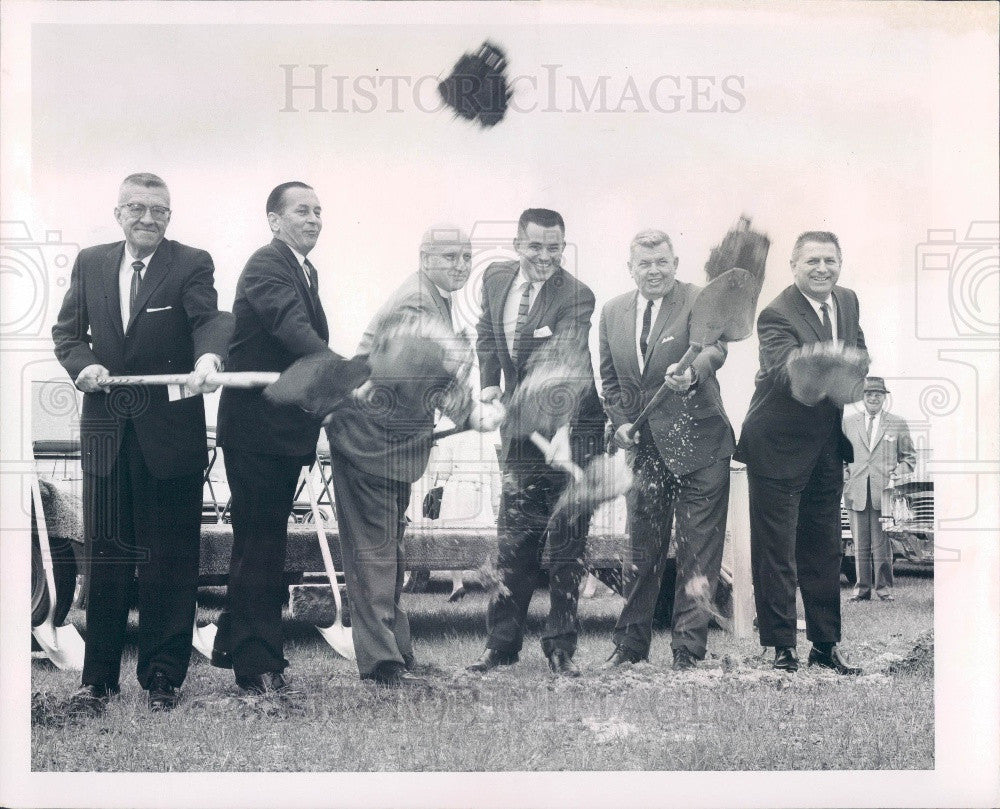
[483,260,518,283]
[162,239,212,264]
[552,268,595,297]
[674,280,700,300]
[833,284,859,304]
[602,289,634,314]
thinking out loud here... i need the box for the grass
[31,574,933,772]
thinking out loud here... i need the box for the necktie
[819,302,833,341]
[129,260,144,318]
[639,298,654,358]
[303,258,319,292]
[867,414,876,445]
[512,281,531,359]
[441,295,453,326]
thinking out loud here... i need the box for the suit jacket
[52,238,231,478]
[734,284,868,480]
[599,282,735,477]
[217,238,330,457]
[842,410,915,511]
[326,270,469,482]
[476,260,604,460]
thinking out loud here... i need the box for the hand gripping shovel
[30,478,86,670]
[300,467,355,660]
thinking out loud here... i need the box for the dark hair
[517,208,565,237]
[792,231,841,262]
[266,181,313,216]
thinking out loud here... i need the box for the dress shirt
[635,293,664,372]
[503,269,543,356]
[803,292,839,342]
[284,243,314,288]
[119,245,158,328]
[866,410,882,449]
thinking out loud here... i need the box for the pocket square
[661,335,674,343]
[146,305,173,313]
[533,326,553,338]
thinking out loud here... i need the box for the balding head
[420,226,472,292]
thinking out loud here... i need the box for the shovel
[300,467,355,660]
[628,266,761,440]
[191,615,218,660]
[30,478,86,670]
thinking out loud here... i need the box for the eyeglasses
[120,203,171,220]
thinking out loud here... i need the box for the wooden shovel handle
[627,343,702,438]
[98,372,280,389]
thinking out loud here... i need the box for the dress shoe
[236,671,291,695]
[773,646,799,672]
[599,646,646,670]
[672,647,697,671]
[808,645,862,675]
[466,648,518,673]
[547,649,581,677]
[878,594,895,602]
[147,671,179,711]
[210,647,233,669]
[847,594,871,602]
[368,662,430,689]
[66,683,118,717]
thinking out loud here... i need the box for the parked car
[841,477,935,584]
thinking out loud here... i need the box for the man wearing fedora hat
[843,376,916,601]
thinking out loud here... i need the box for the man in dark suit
[467,208,605,677]
[53,173,231,712]
[734,231,868,674]
[599,229,735,671]
[213,181,331,693]
[325,227,491,687]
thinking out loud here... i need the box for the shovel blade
[689,267,759,345]
[32,621,86,670]
[316,620,355,660]
[192,621,218,660]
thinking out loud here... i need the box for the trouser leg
[612,444,674,658]
[748,472,801,648]
[671,455,731,659]
[849,493,874,598]
[795,442,844,645]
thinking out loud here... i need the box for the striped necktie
[512,281,531,360]
[819,302,833,341]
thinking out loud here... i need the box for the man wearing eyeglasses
[53,173,232,714]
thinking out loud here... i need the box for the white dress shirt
[119,245,158,328]
[503,270,542,356]
[432,283,454,329]
[634,293,663,372]
[285,243,313,287]
[803,293,838,342]
[865,410,882,449]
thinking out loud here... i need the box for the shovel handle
[301,468,344,612]
[627,343,702,438]
[529,431,584,482]
[98,372,280,389]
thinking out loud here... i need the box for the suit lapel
[832,287,849,343]
[870,412,889,451]
[418,271,453,331]
[791,287,825,342]
[642,287,678,370]
[618,292,642,381]
[103,243,126,342]
[493,267,517,365]
[126,241,172,335]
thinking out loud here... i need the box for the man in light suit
[213,181,331,693]
[734,231,868,675]
[467,208,605,677]
[843,376,915,601]
[53,173,231,713]
[324,227,486,687]
[599,229,735,671]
